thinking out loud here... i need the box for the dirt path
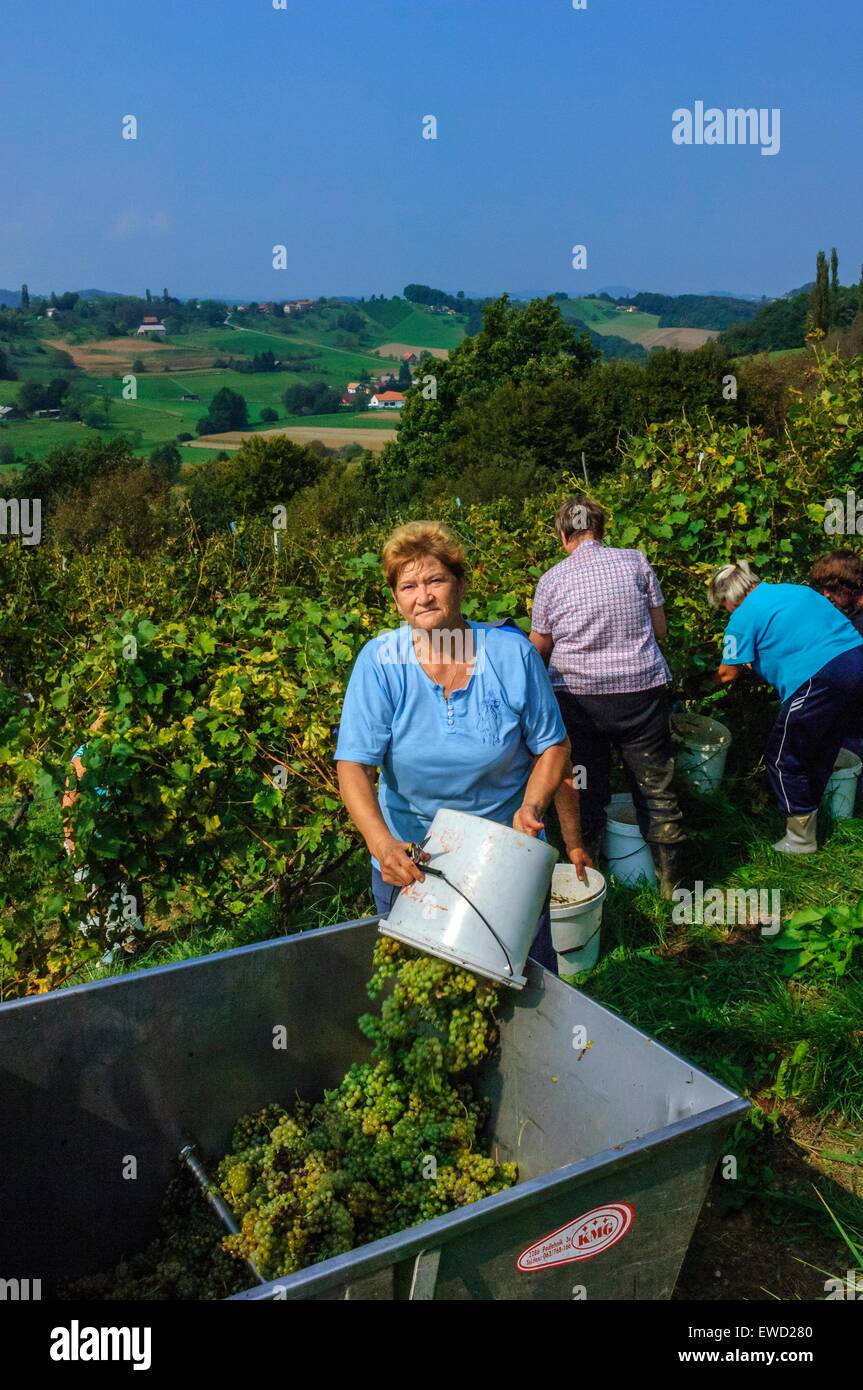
[188,424,397,453]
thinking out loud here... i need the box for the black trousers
[765,646,863,815]
[555,686,685,851]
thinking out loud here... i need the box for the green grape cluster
[59,1169,250,1301]
[65,940,518,1296]
[214,940,517,1283]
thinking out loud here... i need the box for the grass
[360,305,465,351]
[0,370,399,466]
[0,316,439,463]
[5,694,863,1296]
[551,763,863,1297]
[591,312,661,342]
[558,297,661,343]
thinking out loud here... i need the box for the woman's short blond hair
[381,521,467,589]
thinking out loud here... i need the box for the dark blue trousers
[766,647,863,815]
[370,864,556,973]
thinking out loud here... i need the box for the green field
[559,297,661,342]
[0,312,434,463]
[359,305,465,352]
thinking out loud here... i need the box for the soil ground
[374,342,450,360]
[46,336,220,371]
[675,1125,859,1301]
[640,327,719,350]
[188,424,397,453]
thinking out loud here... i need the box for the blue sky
[1,0,860,300]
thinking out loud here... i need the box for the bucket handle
[556,923,602,956]
[608,840,653,865]
[675,739,727,768]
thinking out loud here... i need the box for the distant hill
[595,285,639,300]
[0,287,122,307]
[622,293,760,331]
[782,282,815,299]
[705,290,765,301]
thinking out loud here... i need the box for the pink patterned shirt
[531,540,670,695]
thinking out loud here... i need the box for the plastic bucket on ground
[379,808,558,990]
[605,793,657,886]
[549,864,607,975]
[671,713,732,794]
[824,749,862,819]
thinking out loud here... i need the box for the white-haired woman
[710,561,863,851]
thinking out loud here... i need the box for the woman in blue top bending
[710,561,863,853]
[335,521,589,972]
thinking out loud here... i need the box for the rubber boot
[773,812,818,854]
[649,842,685,900]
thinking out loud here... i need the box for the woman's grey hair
[708,560,759,610]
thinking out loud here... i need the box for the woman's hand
[513,802,545,837]
[567,846,594,882]
[373,834,429,889]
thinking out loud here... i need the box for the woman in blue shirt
[710,561,863,852]
[335,521,587,970]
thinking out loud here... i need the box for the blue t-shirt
[723,583,863,702]
[334,620,567,857]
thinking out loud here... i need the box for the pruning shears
[406,836,436,872]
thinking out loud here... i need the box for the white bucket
[671,713,732,794]
[604,793,656,887]
[378,808,558,989]
[550,864,607,976]
[824,749,862,819]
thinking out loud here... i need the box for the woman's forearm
[336,760,393,856]
[522,742,570,817]
[554,777,583,850]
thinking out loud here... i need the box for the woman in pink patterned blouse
[529,495,686,897]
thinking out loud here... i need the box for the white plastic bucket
[604,793,656,886]
[549,864,607,976]
[671,713,732,794]
[378,808,558,989]
[824,749,862,819]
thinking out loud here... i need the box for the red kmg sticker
[516,1202,635,1271]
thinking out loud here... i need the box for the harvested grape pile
[62,1167,251,1301]
[218,937,517,1280]
[64,938,517,1298]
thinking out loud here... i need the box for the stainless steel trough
[0,918,747,1300]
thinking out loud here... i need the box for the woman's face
[392,554,465,632]
[820,586,852,615]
